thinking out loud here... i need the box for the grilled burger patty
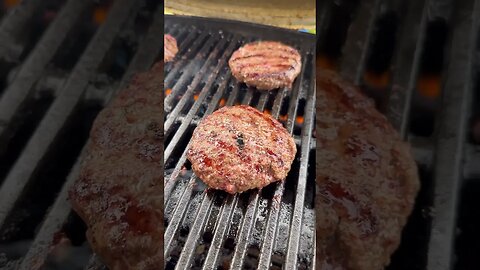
[164,34,178,62]
[316,70,420,270]
[228,41,302,90]
[187,105,297,194]
[69,63,163,270]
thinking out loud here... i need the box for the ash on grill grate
[319,0,480,269]
[164,16,316,269]
[0,0,164,269]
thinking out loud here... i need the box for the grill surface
[318,0,480,269]
[164,16,316,269]
[0,0,163,269]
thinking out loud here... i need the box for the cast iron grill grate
[318,0,480,269]
[0,0,163,269]
[164,16,316,270]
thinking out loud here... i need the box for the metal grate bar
[0,0,45,59]
[257,47,310,269]
[175,79,273,270]
[464,147,480,179]
[164,35,254,201]
[165,16,315,269]
[225,83,242,106]
[241,87,255,105]
[230,88,287,269]
[0,0,139,227]
[202,194,238,269]
[164,175,195,256]
[18,148,84,270]
[386,0,428,137]
[284,54,315,269]
[339,0,381,84]
[165,41,242,255]
[164,65,239,256]
[166,96,236,257]
[164,79,241,201]
[111,7,164,96]
[0,0,91,143]
[175,191,215,269]
[427,0,480,269]
[15,6,164,269]
[256,92,270,110]
[163,30,207,87]
[164,33,218,110]
[230,194,259,269]
[164,37,238,160]
[164,36,228,129]
[164,30,206,86]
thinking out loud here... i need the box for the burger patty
[69,63,163,270]
[316,70,420,270]
[228,41,302,90]
[164,34,178,62]
[187,105,297,194]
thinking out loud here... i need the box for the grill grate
[164,16,316,269]
[0,0,163,269]
[318,0,480,269]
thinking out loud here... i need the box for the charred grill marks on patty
[228,41,302,90]
[236,133,244,150]
[187,105,296,194]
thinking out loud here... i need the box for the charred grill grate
[0,0,163,269]
[164,16,316,269]
[319,0,480,269]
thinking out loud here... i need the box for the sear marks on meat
[228,41,302,91]
[187,105,297,194]
[164,34,178,62]
[69,63,163,270]
[316,70,420,270]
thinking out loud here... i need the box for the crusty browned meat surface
[187,105,296,194]
[316,70,420,270]
[164,34,178,62]
[69,63,163,270]
[228,41,301,90]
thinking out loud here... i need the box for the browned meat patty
[228,41,302,90]
[69,63,163,270]
[187,105,296,194]
[164,34,178,62]
[316,70,420,270]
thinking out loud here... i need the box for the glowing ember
[296,116,304,124]
[93,7,108,25]
[219,98,226,107]
[3,0,19,9]
[364,71,390,89]
[418,74,441,98]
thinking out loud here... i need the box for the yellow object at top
[164,0,315,33]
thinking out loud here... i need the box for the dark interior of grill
[319,0,480,269]
[164,16,316,269]
[0,0,162,269]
